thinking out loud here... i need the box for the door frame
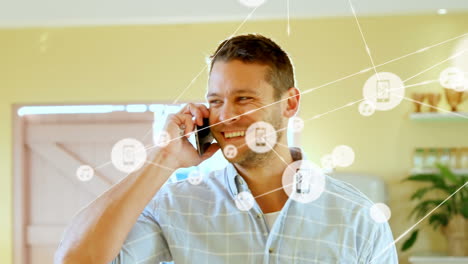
[13,104,28,264]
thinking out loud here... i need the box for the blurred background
[1,0,468,263]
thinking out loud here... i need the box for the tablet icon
[294,168,312,195]
[376,79,391,103]
[255,127,266,146]
[112,138,147,173]
[246,121,277,153]
[122,145,136,166]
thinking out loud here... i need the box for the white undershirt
[264,211,281,230]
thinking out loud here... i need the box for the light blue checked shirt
[110,149,398,263]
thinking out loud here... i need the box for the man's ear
[283,87,300,118]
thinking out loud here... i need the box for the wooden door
[15,110,154,264]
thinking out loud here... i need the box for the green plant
[401,163,468,251]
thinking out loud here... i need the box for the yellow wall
[1,13,468,263]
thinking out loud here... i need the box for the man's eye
[209,100,221,104]
[239,97,252,101]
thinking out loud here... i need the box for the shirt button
[269,248,274,254]
[256,213,262,219]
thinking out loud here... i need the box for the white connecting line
[369,181,468,263]
[347,0,379,77]
[101,44,467,175]
[287,0,291,36]
[138,4,262,143]
[142,33,467,153]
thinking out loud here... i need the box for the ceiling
[1,0,468,28]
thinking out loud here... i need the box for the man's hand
[157,103,220,169]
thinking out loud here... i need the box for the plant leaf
[401,230,419,252]
[428,213,449,230]
[410,187,433,200]
[409,199,446,220]
[461,199,468,219]
[436,164,458,184]
[405,174,446,188]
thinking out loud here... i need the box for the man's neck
[233,145,294,213]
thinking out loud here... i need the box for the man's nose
[219,103,240,124]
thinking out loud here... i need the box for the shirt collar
[226,147,305,197]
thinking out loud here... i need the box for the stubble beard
[235,111,285,169]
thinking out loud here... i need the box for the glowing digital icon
[363,72,404,111]
[282,160,326,203]
[358,100,376,117]
[320,154,335,171]
[376,79,391,103]
[440,67,464,90]
[187,170,204,185]
[255,127,266,146]
[111,138,147,173]
[238,0,267,8]
[370,203,392,223]
[332,145,355,168]
[246,121,277,153]
[235,191,255,211]
[122,145,136,166]
[76,165,94,182]
[223,144,238,159]
[290,116,304,133]
[294,168,312,195]
[154,131,171,148]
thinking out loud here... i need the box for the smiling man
[55,34,398,264]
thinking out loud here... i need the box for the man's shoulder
[154,166,229,205]
[324,174,375,207]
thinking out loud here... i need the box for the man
[55,34,398,263]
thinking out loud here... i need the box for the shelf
[410,112,468,122]
[409,256,468,264]
[411,168,468,175]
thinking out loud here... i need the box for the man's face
[207,59,285,166]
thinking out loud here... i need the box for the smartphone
[195,118,214,156]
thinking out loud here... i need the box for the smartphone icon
[122,145,136,166]
[255,127,266,147]
[376,79,390,103]
[195,118,214,156]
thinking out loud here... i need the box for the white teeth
[225,131,245,138]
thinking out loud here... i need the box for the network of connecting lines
[73,0,468,261]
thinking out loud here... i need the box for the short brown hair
[209,34,295,99]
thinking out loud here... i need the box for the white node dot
[111,138,147,173]
[359,100,376,117]
[76,165,94,182]
[289,116,305,133]
[235,191,255,211]
[187,170,204,185]
[332,145,355,168]
[223,144,238,159]
[282,160,326,203]
[238,0,267,8]
[245,121,277,153]
[363,72,405,111]
[370,203,392,223]
[153,131,171,148]
[320,154,335,172]
[440,67,465,90]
